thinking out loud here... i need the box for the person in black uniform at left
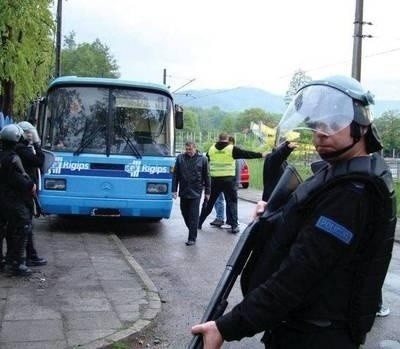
[0,124,36,276]
[191,75,396,348]
[16,121,47,266]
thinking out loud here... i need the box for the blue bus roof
[48,76,173,98]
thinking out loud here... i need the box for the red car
[238,159,250,189]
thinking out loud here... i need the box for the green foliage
[110,342,128,349]
[182,108,199,133]
[61,31,120,78]
[220,115,236,133]
[0,0,54,116]
[235,108,280,131]
[374,110,400,156]
[395,181,400,217]
[284,69,312,105]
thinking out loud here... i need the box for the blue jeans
[214,193,225,221]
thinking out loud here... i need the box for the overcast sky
[59,0,400,100]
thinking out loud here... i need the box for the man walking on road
[172,141,210,246]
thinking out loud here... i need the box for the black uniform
[15,140,45,263]
[262,141,295,202]
[172,150,210,242]
[0,147,35,274]
[216,154,396,348]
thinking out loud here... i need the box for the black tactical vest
[241,154,396,344]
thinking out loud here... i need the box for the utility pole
[55,0,62,78]
[163,68,167,85]
[351,0,372,82]
[351,0,363,81]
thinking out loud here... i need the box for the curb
[84,234,161,349]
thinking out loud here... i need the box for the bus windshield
[43,86,173,156]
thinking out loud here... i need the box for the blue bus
[34,76,183,219]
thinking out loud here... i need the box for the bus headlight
[45,179,66,190]
[147,183,168,194]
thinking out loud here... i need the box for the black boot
[0,222,6,270]
[26,232,47,266]
[6,226,32,276]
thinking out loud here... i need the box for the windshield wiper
[74,125,105,156]
[117,127,142,159]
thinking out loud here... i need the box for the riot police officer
[192,75,396,348]
[0,124,36,276]
[16,121,47,266]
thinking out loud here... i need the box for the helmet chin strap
[319,122,364,161]
[319,139,358,160]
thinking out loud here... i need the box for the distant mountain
[174,87,286,114]
[175,87,400,117]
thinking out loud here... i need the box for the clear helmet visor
[277,85,354,142]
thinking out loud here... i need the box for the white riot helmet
[0,124,24,143]
[18,121,36,132]
[17,121,40,143]
[278,75,383,154]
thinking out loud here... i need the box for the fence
[384,158,400,181]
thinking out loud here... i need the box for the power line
[172,46,400,100]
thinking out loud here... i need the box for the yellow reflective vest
[208,144,235,177]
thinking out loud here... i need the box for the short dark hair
[228,136,235,145]
[184,141,196,147]
[218,133,229,142]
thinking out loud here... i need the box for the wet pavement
[0,188,398,348]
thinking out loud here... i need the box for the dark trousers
[199,177,237,228]
[264,323,359,349]
[180,197,201,241]
[5,202,31,266]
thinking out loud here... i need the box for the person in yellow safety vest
[198,132,268,234]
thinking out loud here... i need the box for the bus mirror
[175,104,184,129]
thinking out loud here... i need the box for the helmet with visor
[277,75,382,153]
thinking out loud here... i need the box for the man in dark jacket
[0,124,36,276]
[172,141,210,245]
[192,76,396,348]
[198,133,267,234]
[16,121,47,266]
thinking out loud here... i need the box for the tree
[220,115,236,134]
[182,109,199,133]
[0,0,54,116]
[61,32,120,78]
[235,108,280,132]
[284,69,312,105]
[374,110,400,156]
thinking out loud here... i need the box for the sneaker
[210,219,224,227]
[185,240,196,246]
[231,226,240,234]
[376,305,390,317]
[221,224,232,229]
[26,256,47,267]
[5,263,32,276]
